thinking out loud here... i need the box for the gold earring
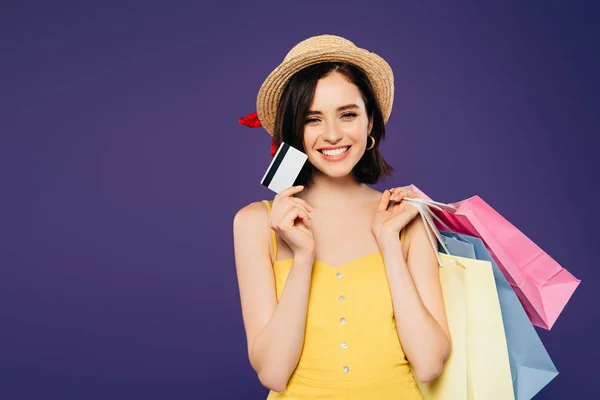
[366,135,376,150]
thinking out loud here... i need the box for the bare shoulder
[366,187,386,206]
[233,201,270,228]
[369,187,385,197]
[233,200,272,262]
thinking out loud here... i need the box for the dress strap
[400,226,406,242]
[261,200,278,262]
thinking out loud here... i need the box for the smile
[318,146,351,161]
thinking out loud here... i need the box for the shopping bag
[401,186,580,330]
[440,231,559,400]
[407,201,514,400]
[417,253,468,399]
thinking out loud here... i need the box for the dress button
[336,272,343,279]
[341,342,348,349]
[340,317,346,324]
[343,366,350,373]
[338,295,346,301]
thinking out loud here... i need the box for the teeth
[321,147,349,156]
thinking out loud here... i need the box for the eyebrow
[306,104,360,116]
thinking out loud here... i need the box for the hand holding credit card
[260,142,308,193]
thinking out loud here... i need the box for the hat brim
[256,47,394,137]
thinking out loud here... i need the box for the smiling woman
[233,34,450,400]
[273,61,393,187]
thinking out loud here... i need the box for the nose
[321,120,343,143]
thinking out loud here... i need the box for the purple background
[1,1,598,399]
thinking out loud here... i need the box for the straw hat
[256,34,395,137]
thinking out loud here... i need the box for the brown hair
[272,62,393,188]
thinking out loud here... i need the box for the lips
[318,146,352,162]
[318,146,350,156]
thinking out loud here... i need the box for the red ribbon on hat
[239,112,278,157]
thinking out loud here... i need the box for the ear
[367,116,373,135]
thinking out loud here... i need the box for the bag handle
[402,197,455,233]
[403,198,467,270]
[402,199,452,264]
[401,197,458,213]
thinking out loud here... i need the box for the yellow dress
[262,200,423,400]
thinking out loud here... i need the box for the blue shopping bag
[438,231,559,400]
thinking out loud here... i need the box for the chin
[310,152,358,177]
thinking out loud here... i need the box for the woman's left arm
[373,190,451,383]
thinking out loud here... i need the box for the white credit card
[260,142,308,193]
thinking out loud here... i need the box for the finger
[388,188,401,202]
[285,201,311,215]
[281,198,313,219]
[396,190,414,202]
[399,192,420,203]
[277,208,298,230]
[290,197,314,213]
[280,207,311,228]
[296,209,311,230]
[274,185,305,204]
[388,188,406,209]
[286,204,312,220]
[389,187,406,202]
[294,204,312,220]
[388,188,417,204]
[280,208,301,230]
[291,207,311,227]
[377,189,393,212]
[395,191,409,202]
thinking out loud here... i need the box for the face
[302,71,373,178]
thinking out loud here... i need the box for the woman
[233,34,451,399]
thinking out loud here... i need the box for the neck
[298,171,370,209]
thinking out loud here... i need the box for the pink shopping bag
[402,184,581,330]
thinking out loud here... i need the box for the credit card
[260,142,308,193]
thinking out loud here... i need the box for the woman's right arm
[233,200,314,392]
